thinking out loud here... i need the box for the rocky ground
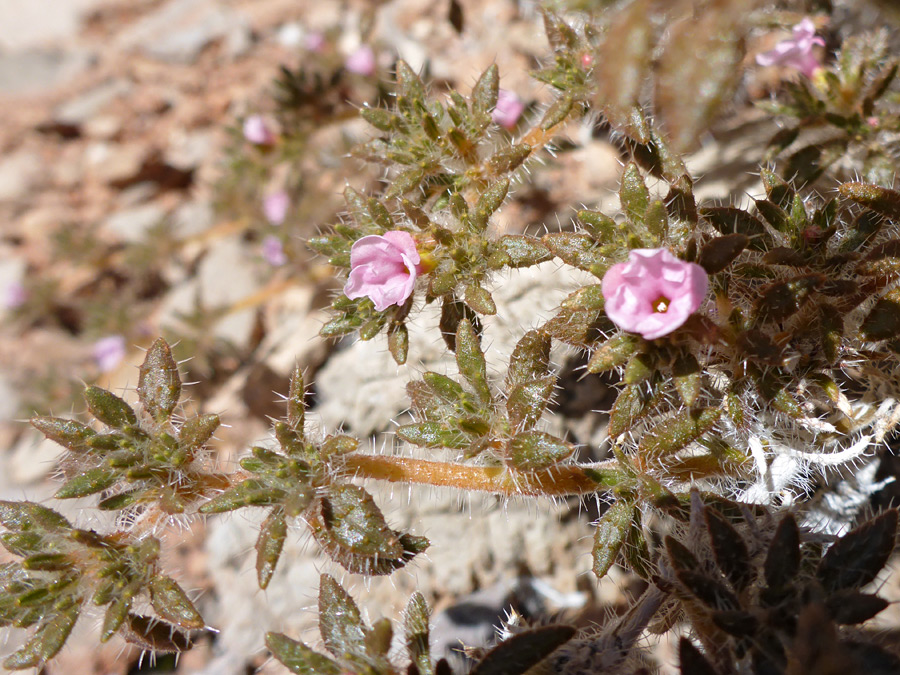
[0,1,638,673]
[3,1,900,674]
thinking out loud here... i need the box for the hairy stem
[344,454,613,497]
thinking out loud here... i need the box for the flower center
[652,295,670,313]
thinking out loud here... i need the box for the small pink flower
[243,115,276,146]
[601,249,708,340]
[304,31,326,53]
[345,45,376,76]
[492,89,525,130]
[3,282,27,309]
[93,335,127,373]
[756,18,825,78]
[263,191,290,225]
[262,236,288,266]
[344,231,421,311]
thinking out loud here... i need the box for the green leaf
[507,377,555,431]
[620,162,649,224]
[755,273,824,323]
[507,431,574,471]
[405,593,433,675]
[623,352,654,385]
[698,234,749,274]
[55,467,118,499]
[470,624,576,675]
[388,323,409,365]
[465,284,496,315]
[672,352,702,407]
[138,338,182,422]
[492,235,551,268]
[318,574,368,660]
[507,331,551,388]
[395,60,426,110]
[30,417,96,453]
[0,501,70,533]
[397,422,473,449]
[316,484,402,558]
[860,288,900,341]
[198,479,287,513]
[761,168,794,208]
[607,380,662,437]
[456,319,492,404]
[576,209,617,242]
[560,284,605,311]
[644,199,668,244]
[84,386,137,429]
[100,594,132,642]
[817,509,898,592]
[592,501,632,579]
[149,576,204,630]
[266,632,341,675]
[321,434,358,457]
[586,333,640,374]
[839,181,900,221]
[639,408,721,457]
[471,179,509,231]
[4,603,79,669]
[488,144,532,175]
[542,232,603,272]
[540,93,573,130]
[287,366,305,430]
[179,414,220,451]
[256,510,287,590]
[700,207,770,251]
[120,613,192,652]
[472,64,499,113]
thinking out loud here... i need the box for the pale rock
[0,48,92,95]
[87,142,147,185]
[53,78,131,128]
[117,0,252,64]
[9,430,63,485]
[165,128,214,172]
[0,150,43,202]
[171,199,214,238]
[102,202,166,243]
[0,0,104,50]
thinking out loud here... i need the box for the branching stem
[344,454,614,497]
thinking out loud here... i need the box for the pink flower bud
[345,45,376,76]
[262,236,288,266]
[93,335,127,373]
[492,89,525,130]
[3,282,27,309]
[305,31,326,53]
[243,115,276,146]
[601,248,708,340]
[756,17,825,79]
[344,231,421,311]
[263,191,290,225]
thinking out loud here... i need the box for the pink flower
[492,89,525,130]
[601,249,708,340]
[3,282,27,309]
[93,335,127,373]
[304,31,326,53]
[262,236,287,266]
[344,231,421,311]
[345,45,376,76]
[243,115,276,146]
[756,18,825,78]
[263,191,290,225]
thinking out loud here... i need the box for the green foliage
[0,502,198,669]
